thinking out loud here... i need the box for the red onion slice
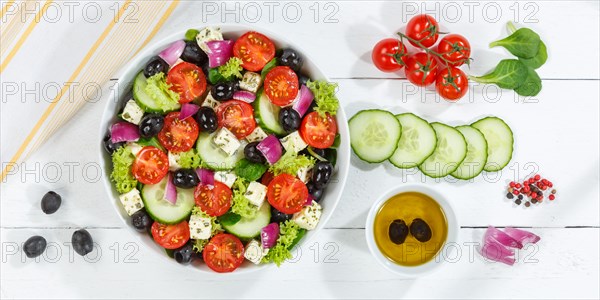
[110,122,140,143]
[485,226,523,249]
[260,223,280,249]
[504,227,541,245]
[159,40,186,66]
[179,103,200,120]
[195,168,215,186]
[164,173,178,205]
[481,238,515,266]
[256,135,283,164]
[206,40,234,68]
[291,85,314,117]
[232,91,256,103]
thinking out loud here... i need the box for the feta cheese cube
[196,26,223,54]
[127,142,143,156]
[280,131,308,153]
[245,127,268,143]
[118,188,144,216]
[244,182,267,207]
[168,152,182,171]
[121,99,144,125]
[189,213,212,240]
[297,165,313,183]
[292,201,322,230]
[214,171,237,188]
[213,127,241,156]
[201,92,220,110]
[240,72,262,93]
[244,240,269,264]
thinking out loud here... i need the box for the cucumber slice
[222,203,271,240]
[471,117,514,172]
[254,89,285,135]
[132,71,180,113]
[451,125,488,180]
[418,123,467,178]
[196,132,245,171]
[349,109,402,163]
[389,113,437,169]
[141,177,195,224]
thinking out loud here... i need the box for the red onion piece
[206,40,234,68]
[485,226,523,249]
[256,135,283,164]
[179,103,200,120]
[504,227,541,245]
[195,168,215,186]
[110,122,140,143]
[481,238,515,266]
[305,194,315,206]
[164,173,178,205]
[159,40,186,66]
[233,91,256,103]
[291,85,314,117]
[260,223,280,249]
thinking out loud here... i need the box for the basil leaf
[234,158,268,182]
[490,28,541,59]
[218,212,242,226]
[208,68,232,84]
[137,136,165,152]
[515,67,542,96]
[261,58,278,79]
[519,41,547,69]
[470,59,528,89]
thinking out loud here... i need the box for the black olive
[143,56,169,78]
[195,107,218,133]
[41,191,62,214]
[173,242,195,264]
[278,48,304,72]
[271,207,292,223]
[138,114,165,138]
[388,219,409,245]
[410,218,432,242]
[102,133,124,154]
[279,106,301,133]
[306,181,324,202]
[172,169,199,189]
[312,161,333,189]
[72,229,94,256]
[298,73,310,86]
[180,41,208,67]
[306,100,318,114]
[211,82,235,101]
[244,142,266,164]
[131,209,152,232]
[23,236,47,258]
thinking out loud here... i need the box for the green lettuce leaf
[110,146,138,194]
[307,80,340,117]
[262,220,301,266]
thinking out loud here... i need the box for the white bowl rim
[365,184,459,277]
[98,23,350,275]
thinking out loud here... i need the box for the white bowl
[365,184,458,276]
[98,24,350,274]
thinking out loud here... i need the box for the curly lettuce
[262,220,301,266]
[177,149,202,169]
[269,151,314,176]
[218,57,244,79]
[110,146,138,194]
[306,80,339,117]
[191,207,223,253]
[144,72,180,110]
[230,178,259,219]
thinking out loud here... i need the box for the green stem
[397,32,462,73]
[507,21,517,34]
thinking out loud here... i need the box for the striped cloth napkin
[1,0,180,180]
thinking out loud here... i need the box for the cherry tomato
[203,233,245,273]
[435,67,469,101]
[157,112,199,153]
[233,31,275,72]
[194,182,232,217]
[132,146,169,185]
[405,14,440,48]
[216,100,257,139]
[404,53,438,87]
[299,111,338,149]
[151,221,190,250]
[437,34,471,67]
[267,173,308,214]
[264,66,299,106]
[167,62,207,103]
[371,38,409,72]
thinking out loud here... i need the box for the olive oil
[373,192,448,266]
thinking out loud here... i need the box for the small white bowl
[365,184,458,276]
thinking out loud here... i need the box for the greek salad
[103,27,340,273]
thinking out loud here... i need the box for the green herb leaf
[490,27,541,59]
[470,59,528,89]
[519,41,547,69]
[234,158,268,182]
[261,58,278,79]
[208,68,229,84]
[137,137,165,152]
[185,29,199,41]
[110,146,138,194]
[218,212,242,226]
[218,57,244,79]
[514,67,542,96]
[306,80,340,117]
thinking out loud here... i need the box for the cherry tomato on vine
[371,38,409,72]
[435,67,469,101]
[405,14,440,48]
[437,34,471,67]
[404,53,438,87]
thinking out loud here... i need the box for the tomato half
[371,38,409,72]
[435,67,469,101]
[216,100,256,139]
[132,146,169,185]
[194,182,232,217]
[203,233,245,273]
[405,14,440,48]
[233,31,275,72]
[437,34,471,67]
[264,66,299,106]
[151,221,190,250]
[267,173,308,214]
[405,53,438,87]
[299,111,338,149]
[167,62,207,103]
[158,112,199,153]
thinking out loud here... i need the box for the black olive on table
[388,219,409,245]
[410,218,432,242]
[306,181,324,202]
[173,242,195,265]
[271,207,293,223]
[195,107,218,133]
[279,106,301,133]
[278,48,304,72]
[23,236,47,258]
[143,56,169,78]
[103,133,124,154]
[244,142,266,164]
[138,114,165,138]
[211,82,235,101]
[180,41,208,67]
[41,191,62,214]
[312,161,334,189]
[131,209,153,232]
[72,229,94,256]
[172,169,200,189]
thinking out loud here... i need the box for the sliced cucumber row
[418,123,467,178]
[389,113,437,169]
[348,109,402,163]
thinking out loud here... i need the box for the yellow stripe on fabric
[133,0,179,57]
[1,1,37,57]
[0,0,17,20]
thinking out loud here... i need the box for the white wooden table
[1,1,599,299]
